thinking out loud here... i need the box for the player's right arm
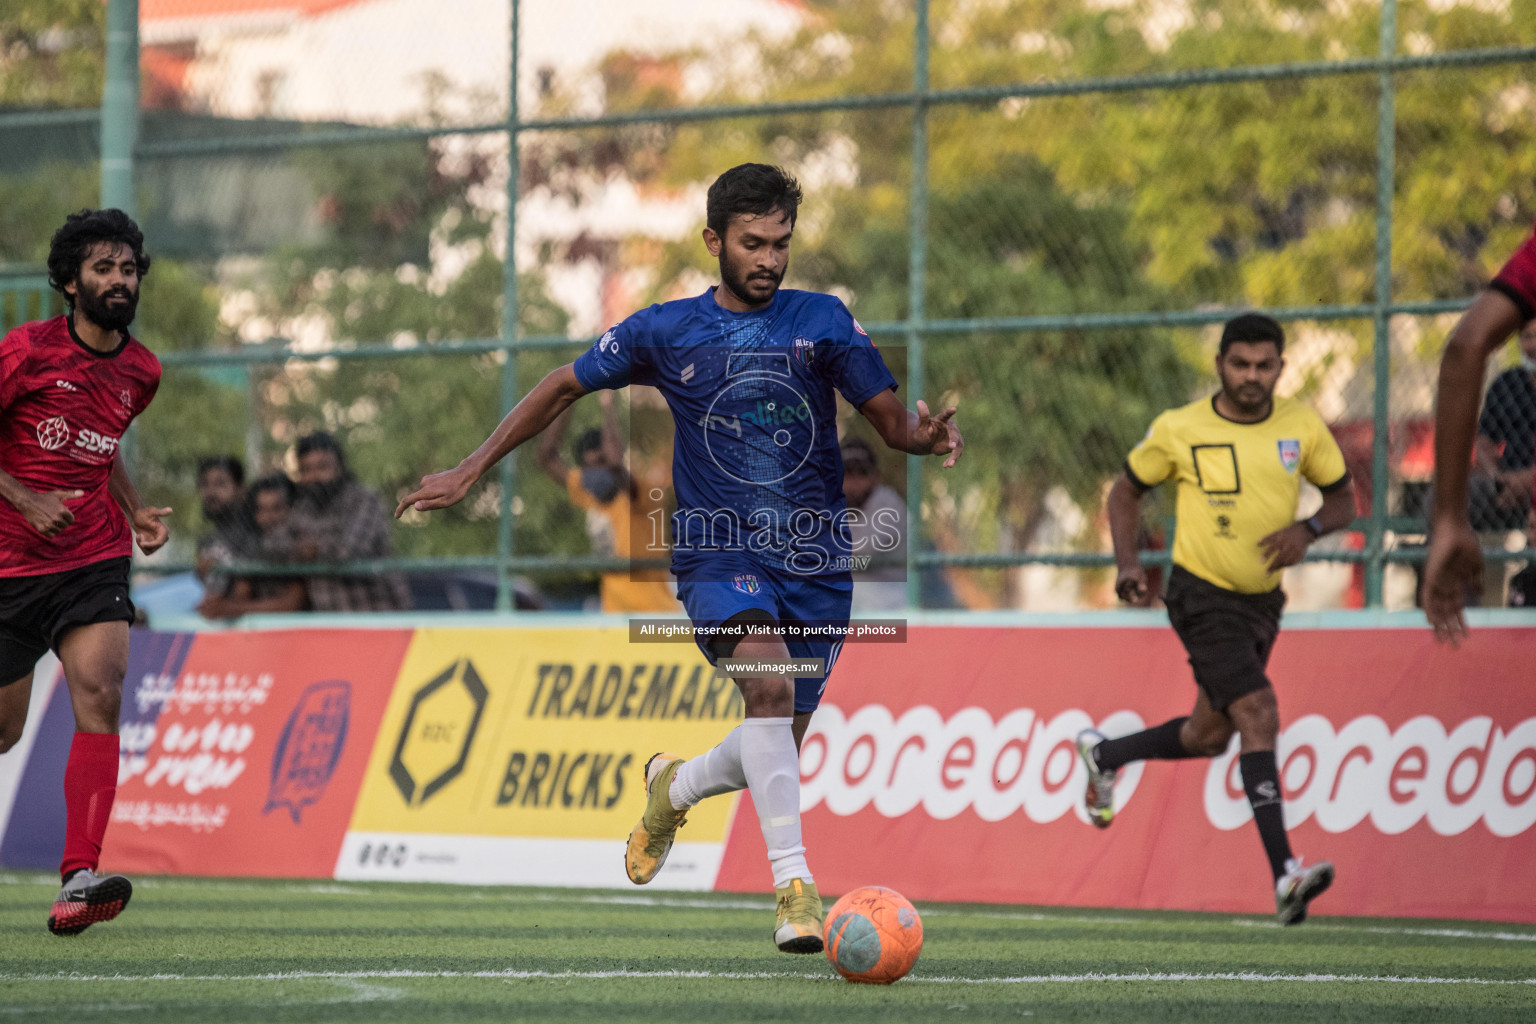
[1424,288,1527,644]
[397,363,589,517]
[1110,414,1175,604]
[0,329,81,538]
[1106,473,1149,603]
[0,468,82,540]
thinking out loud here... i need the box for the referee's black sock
[1239,750,1293,881]
[1093,717,1195,772]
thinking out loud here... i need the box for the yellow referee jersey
[1125,395,1349,594]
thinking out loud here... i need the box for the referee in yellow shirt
[1077,313,1357,926]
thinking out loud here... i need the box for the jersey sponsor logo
[681,362,695,384]
[597,329,619,355]
[1214,514,1235,539]
[793,336,816,365]
[74,427,120,457]
[55,379,79,392]
[36,415,70,450]
[733,573,761,595]
[1277,439,1301,472]
[264,680,352,824]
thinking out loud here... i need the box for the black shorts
[1164,565,1284,712]
[0,557,135,686]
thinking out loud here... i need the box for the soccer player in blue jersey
[398,163,963,952]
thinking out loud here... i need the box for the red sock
[61,732,120,881]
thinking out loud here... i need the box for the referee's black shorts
[1164,565,1284,712]
[0,557,135,686]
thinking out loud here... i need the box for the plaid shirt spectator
[281,476,411,613]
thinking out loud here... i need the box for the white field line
[1228,918,1536,943]
[2,968,1534,987]
[6,874,1535,944]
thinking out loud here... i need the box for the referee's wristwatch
[1302,514,1325,539]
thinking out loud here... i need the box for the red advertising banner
[714,625,1536,923]
[107,629,413,878]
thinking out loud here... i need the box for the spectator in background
[840,437,907,613]
[194,455,256,600]
[537,392,677,613]
[1471,320,1536,530]
[281,432,410,612]
[1508,503,1536,608]
[196,474,307,619]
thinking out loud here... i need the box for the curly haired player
[0,209,171,935]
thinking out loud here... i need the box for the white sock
[669,726,746,809]
[738,716,811,888]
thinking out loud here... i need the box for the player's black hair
[196,455,245,487]
[573,427,604,461]
[295,430,349,473]
[246,472,297,510]
[706,164,803,238]
[1219,313,1286,357]
[47,208,152,308]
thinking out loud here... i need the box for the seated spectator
[841,437,907,613]
[537,392,677,613]
[196,474,308,619]
[194,455,258,599]
[281,431,411,612]
[1473,320,1536,530]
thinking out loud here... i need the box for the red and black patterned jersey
[0,316,161,576]
[1492,221,1536,323]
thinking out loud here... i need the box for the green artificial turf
[2,873,1533,1022]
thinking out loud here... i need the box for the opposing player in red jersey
[1425,220,1536,644]
[0,209,171,934]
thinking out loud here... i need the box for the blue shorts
[675,558,853,714]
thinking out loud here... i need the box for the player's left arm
[108,452,173,555]
[858,389,963,468]
[1258,413,1356,572]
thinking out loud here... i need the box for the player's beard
[76,281,139,333]
[718,248,783,308]
[1218,371,1275,417]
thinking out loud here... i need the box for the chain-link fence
[3,0,1536,616]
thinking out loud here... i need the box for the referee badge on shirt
[1277,439,1301,473]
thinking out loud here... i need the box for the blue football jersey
[573,287,898,577]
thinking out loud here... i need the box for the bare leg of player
[626,630,826,952]
[0,672,33,755]
[47,621,133,936]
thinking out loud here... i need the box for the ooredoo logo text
[802,703,1536,838]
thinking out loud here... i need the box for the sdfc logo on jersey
[733,573,761,595]
[793,336,816,365]
[1277,439,1301,473]
[36,416,70,451]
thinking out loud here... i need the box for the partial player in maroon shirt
[1426,221,1536,643]
[0,209,172,937]
[0,315,162,576]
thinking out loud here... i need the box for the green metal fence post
[101,0,139,215]
[496,0,522,612]
[904,0,930,610]
[1368,0,1398,607]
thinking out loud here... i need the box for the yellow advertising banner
[348,627,744,847]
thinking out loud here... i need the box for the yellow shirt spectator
[564,466,678,613]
